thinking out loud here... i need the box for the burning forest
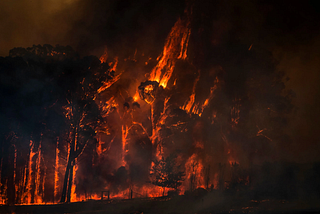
[1,0,320,213]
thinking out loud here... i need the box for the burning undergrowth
[0,2,299,206]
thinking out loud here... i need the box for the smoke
[1,0,320,204]
[0,0,80,56]
[0,0,185,58]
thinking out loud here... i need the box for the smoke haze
[0,0,319,165]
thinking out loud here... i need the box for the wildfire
[184,154,205,191]
[0,4,262,206]
[231,98,241,128]
[24,140,35,204]
[181,73,200,114]
[97,71,122,94]
[133,91,140,101]
[34,138,43,204]
[100,48,108,63]
[149,18,191,88]
[97,56,121,94]
[54,138,60,202]
[71,161,78,202]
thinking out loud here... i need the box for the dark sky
[0,0,320,162]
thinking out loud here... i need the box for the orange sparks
[231,98,241,128]
[248,44,253,51]
[256,127,273,141]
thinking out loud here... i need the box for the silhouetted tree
[0,45,114,204]
[58,56,112,203]
[150,154,185,193]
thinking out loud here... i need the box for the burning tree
[0,0,299,204]
[0,45,116,204]
[0,45,78,204]
[58,56,113,203]
[150,154,185,193]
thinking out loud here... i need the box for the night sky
[1,0,320,162]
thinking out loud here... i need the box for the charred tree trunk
[60,131,76,203]
[205,165,210,189]
[66,160,74,203]
[218,163,225,191]
[60,156,71,203]
[6,145,15,205]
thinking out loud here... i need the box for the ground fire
[1,1,320,213]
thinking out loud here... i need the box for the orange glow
[97,57,121,94]
[99,48,108,63]
[149,18,191,88]
[231,98,241,128]
[0,7,261,206]
[96,137,103,156]
[54,138,60,202]
[121,125,127,167]
[227,149,239,166]
[184,154,205,191]
[13,144,17,200]
[34,139,42,204]
[194,141,204,149]
[97,71,122,93]
[111,57,118,71]
[181,74,200,113]
[24,140,35,204]
[133,91,140,101]
[201,82,218,113]
[71,161,78,202]
[256,127,272,141]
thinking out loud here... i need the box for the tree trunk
[60,130,76,203]
[60,157,71,203]
[66,160,74,203]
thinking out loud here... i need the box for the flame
[149,18,191,88]
[96,137,103,156]
[97,71,122,94]
[121,125,127,167]
[181,73,200,113]
[25,140,35,204]
[201,77,219,112]
[231,98,241,128]
[0,156,3,204]
[13,144,17,201]
[0,6,258,205]
[54,138,60,202]
[99,48,108,63]
[110,57,118,71]
[71,161,78,202]
[97,56,121,94]
[184,154,205,191]
[256,126,272,141]
[133,90,140,101]
[74,184,165,201]
[34,139,42,204]
[1,179,7,204]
